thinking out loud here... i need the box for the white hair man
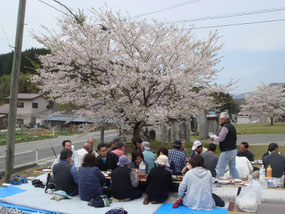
[210,112,240,179]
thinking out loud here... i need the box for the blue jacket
[77,166,106,201]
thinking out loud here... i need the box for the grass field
[235,122,285,135]
[0,130,83,145]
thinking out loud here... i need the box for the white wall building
[0,93,50,127]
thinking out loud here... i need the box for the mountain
[231,92,252,100]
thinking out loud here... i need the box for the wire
[37,0,69,16]
[191,18,285,30]
[168,6,285,24]
[133,0,201,18]
[0,21,13,48]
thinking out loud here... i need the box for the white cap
[192,140,202,150]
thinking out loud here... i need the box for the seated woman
[143,155,173,205]
[111,155,143,201]
[173,154,224,210]
[157,147,176,174]
[77,153,106,201]
[130,150,149,174]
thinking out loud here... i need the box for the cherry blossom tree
[241,83,285,125]
[32,9,226,139]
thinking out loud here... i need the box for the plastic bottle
[259,165,266,188]
[267,165,272,178]
[139,161,146,175]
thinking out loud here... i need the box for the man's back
[168,149,186,174]
[53,161,77,195]
[201,151,218,177]
[143,150,156,171]
[262,153,285,178]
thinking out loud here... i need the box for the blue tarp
[154,204,228,214]
[44,116,69,121]
[0,186,26,198]
[0,201,60,214]
[44,116,114,124]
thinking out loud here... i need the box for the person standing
[210,112,240,179]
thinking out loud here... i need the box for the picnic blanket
[154,204,228,214]
[0,174,169,214]
[0,185,27,198]
[0,201,56,214]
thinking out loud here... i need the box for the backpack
[88,195,111,208]
[32,179,45,188]
[105,208,128,214]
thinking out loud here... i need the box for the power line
[0,21,13,48]
[133,0,201,18]
[37,0,69,16]
[168,6,285,24]
[191,18,285,30]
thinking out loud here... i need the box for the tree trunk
[270,117,274,126]
[132,122,142,140]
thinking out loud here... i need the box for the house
[0,93,50,127]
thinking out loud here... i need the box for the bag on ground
[105,207,127,214]
[235,180,262,212]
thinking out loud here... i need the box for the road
[237,134,285,145]
[0,129,118,171]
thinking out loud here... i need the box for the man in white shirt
[77,143,91,166]
[52,140,80,169]
[225,156,253,179]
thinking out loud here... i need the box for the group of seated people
[51,137,285,210]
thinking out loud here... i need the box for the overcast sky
[1,0,285,94]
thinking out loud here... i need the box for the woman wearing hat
[143,155,173,205]
[111,155,143,201]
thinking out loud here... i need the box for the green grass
[235,122,285,135]
[0,130,83,145]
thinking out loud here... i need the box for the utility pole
[100,125,105,144]
[4,0,27,182]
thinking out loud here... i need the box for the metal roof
[7,93,42,100]
[44,116,70,121]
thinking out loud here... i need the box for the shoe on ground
[143,196,150,205]
[172,199,183,208]
[151,201,158,204]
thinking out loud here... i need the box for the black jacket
[262,153,285,178]
[146,166,172,202]
[111,167,136,199]
[96,152,118,171]
[237,150,254,161]
[53,161,77,195]
[219,121,237,152]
